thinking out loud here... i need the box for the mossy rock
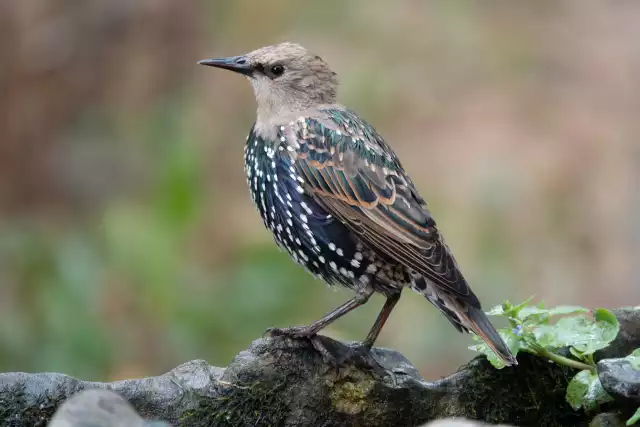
[0,307,638,426]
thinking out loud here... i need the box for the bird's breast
[244,131,340,279]
[242,127,409,293]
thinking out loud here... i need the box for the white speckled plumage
[201,42,517,366]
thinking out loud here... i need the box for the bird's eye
[270,64,285,76]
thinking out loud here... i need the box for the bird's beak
[198,56,253,76]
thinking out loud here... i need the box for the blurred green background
[1,0,639,381]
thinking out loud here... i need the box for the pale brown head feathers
[200,43,338,124]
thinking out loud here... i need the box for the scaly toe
[264,326,315,339]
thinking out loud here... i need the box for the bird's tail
[413,277,517,366]
[461,304,518,366]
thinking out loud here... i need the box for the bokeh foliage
[1,0,639,380]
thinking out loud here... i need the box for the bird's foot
[264,326,335,362]
[345,342,395,380]
[307,336,397,385]
[263,325,316,339]
[264,327,395,384]
[348,342,398,385]
[264,326,338,365]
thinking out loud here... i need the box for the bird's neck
[251,82,337,136]
[254,102,345,139]
[255,94,320,126]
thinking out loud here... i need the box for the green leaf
[519,330,537,352]
[569,347,584,360]
[518,306,549,324]
[507,297,534,318]
[627,407,640,425]
[590,308,620,350]
[486,304,506,316]
[518,306,548,318]
[470,329,521,369]
[625,348,640,370]
[486,297,536,318]
[533,308,619,355]
[566,369,614,412]
[548,306,589,317]
[594,308,619,328]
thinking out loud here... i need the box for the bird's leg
[361,291,401,350]
[317,291,401,384]
[265,287,374,339]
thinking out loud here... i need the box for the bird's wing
[283,108,478,305]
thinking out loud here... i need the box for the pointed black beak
[198,56,253,76]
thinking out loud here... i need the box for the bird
[199,42,517,366]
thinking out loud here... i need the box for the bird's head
[199,43,338,122]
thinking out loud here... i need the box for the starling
[199,43,517,366]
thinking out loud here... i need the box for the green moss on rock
[330,377,375,415]
[0,384,65,427]
[449,354,587,426]
[184,379,289,427]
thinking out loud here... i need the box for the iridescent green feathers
[286,108,479,307]
[202,42,515,366]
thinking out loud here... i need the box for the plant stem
[535,347,595,372]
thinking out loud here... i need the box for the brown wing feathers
[290,115,479,306]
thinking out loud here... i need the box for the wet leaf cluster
[470,299,639,424]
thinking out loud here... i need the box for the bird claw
[263,326,316,339]
[344,342,398,385]
[263,329,395,384]
[308,337,397,385]
[263,327,337,364]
